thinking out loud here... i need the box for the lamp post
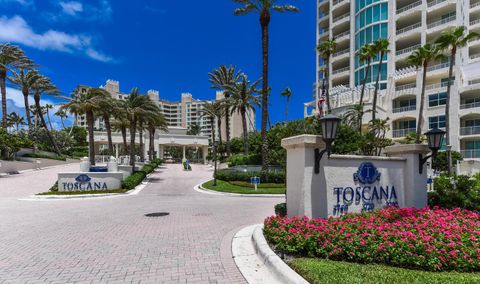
[213,140,219,186]
[419,128,446,174]
[314,114,342,174]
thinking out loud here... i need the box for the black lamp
[315,114,342,174]
[419,128,446,174]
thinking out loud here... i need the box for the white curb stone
[194,181,286,198]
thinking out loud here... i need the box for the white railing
[318,30,329,38]
[471,53,480,60]
[332,66,350,75]
[397,1,422,14]
[426,62,449,72]
[396,44,421,56]
[395,83,416,91]
[333,49,350,57]
[427,0,448,7]
[333,13,350,23]
[460,101,480,109]
[425,81,450,90]
[471,19,480,26]
[472,1,480,8]
[335,30,350,39]
[428,15,456,29]
[397,22,422,35]
[461,149,480,158]
[333,0,345,6]
[393,105,416,113]
[393,128,416,138]
[461,126,480,136]
[469,78,480,85]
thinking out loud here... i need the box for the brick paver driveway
[0,164,284,283]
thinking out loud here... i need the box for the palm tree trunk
[129,116,137,168]
[325,59,331,114]
[225,98,231,156]
[121,126,127,155]
[211,117,216,145]
[359,59,372,132]
[139,124,145,163]
[416,63,428,144]
[216,116,222,144]
[149,128,155,161]
[86,110,96,165]
[103,113,114,155]
[34,95,61,156]
[0,68,7,129]
[22,88,32,130]
[46,109,53,130]
[372,53,384,121]
[241,108,249,155]
[260,10,271,170]
[446,51,455,175]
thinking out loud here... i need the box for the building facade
[310,0,480,159]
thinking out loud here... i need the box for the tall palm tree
[371,39,390,121]
[147,113,168,161]
[31,75,62,155]
[280,87,292,121]
[343,104,371,131]
[54,108,68,129]
[233,0,299,169]
[8,67,40,131]
[317,39,336,114]
[97,95,116,155]
[0,43,29,129]
[436,26,479,175]
[44,103,54,130]
[111,115,129,155]
[62,87,110,164]
[7,112,24,132]
[408,44,445,143]
[225,74,260,155]
[357,43,377,108]
[208,65,241,156]
[200,101,221,145]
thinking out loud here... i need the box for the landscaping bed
[202,180,285,194]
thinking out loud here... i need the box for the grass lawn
[37,189,128,195]
[289,258,480,284]
[202,179,285,194]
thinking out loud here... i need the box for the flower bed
[264,207,480,272]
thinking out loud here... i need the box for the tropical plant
[54,108,68,129]
[371,38,390,121]
[225,74,260,155]
[61,87,110,164]
[146,112,168,161]
[368,118,391,156]
[233,0,299,170]
[187,123,201,136]
[111,101,130,155]
[317,39,336,113]
[8,67,40,130]
[343,104,371,132]
[7,112,24,132]
[436,27,479,175]
[208,65,242,156]
[408,44,445,143]
[96,95,116,155]
[357,43,377,109]
[280,87,292,121]
[200,101,221,145]
[44,103,54,130]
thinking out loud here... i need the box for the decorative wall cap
[330,154,406,162]
[384,144,430,156]
[281,135,326,149]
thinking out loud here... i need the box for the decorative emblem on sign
[354,162,381,184]
[75,174,91,183]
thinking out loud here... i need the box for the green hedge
[274,203,287,217]
[215,169,285,184]
[227,153,262,167]
[122,171,147,190]
[429,174,480,211]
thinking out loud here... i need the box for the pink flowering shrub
[264,207,480,272]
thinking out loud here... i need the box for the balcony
[461,126,480,136]
[393,128,416,138]
[318,30,329,40]
[472,1,480,10]
[333,48,350,58]
[426,62,449,72]
[333,13,350,24]
[393,105,416,113]
[332,0,349,9]
[461,149,480,159]
[332,66,350,75]
[396,44,421,57]
[397,22,422,36]
[335,30,350,42]
[427,15,456,30]
[396,1,422,16]
[469,78,480,85]
[427,0,454,8]
[461,101,480,109]
[395,83,416,92]
[471,18,480,28]
[471,52,480,61]
[425,81,450,92]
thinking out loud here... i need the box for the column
[202,146,208,165]
[183,146,186,160]
[159,145,164,159]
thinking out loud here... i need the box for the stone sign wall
[58,172,124,192]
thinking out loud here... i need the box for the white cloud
[0,15,114,62]
[0,0,33,6]
[59,1,83,16]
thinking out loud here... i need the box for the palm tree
[147,113,168,161]
[111,115,129,155]
[7,112,24,132]
[317,39,336,113]
[54,109,68,129]
[97,96,116,155]
[0,43,29,129]
[371,39,390,121]
[357,43,377,108]
[408,44,445,143]
[44,103,54,130]
[31,75,62,155]
[280,87,292,121]
[233,0,299,169]
[208,65,241,156]
[8,67,40,131]
[62,87,110,164]
[343,104,371,131]
[436,26,479,175]
[200,101,221,145]
[187,123,201,136]
[225,74,260,155]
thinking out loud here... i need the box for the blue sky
[1,0,316,129]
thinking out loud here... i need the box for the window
[396,98,416,108]
[465,119,480,127]
[397,120,416,129]
[466,140,480,150]
[428,92,447,107]
[429,115,446,129]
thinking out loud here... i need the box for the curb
[194,180,286,198]
[251,225,309,284]
[0,162,80,177]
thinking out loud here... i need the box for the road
[0,164,283,283]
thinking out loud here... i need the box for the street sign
[250,176,260,191]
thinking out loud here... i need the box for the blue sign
[250,177,261,185]
[75,174,91,183]
[354,162,381,184]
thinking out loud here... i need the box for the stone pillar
[107,161,118,172]
[183,146,186,160]
[159,145,164,159]
[80,159,91,172]
[202,146,209,165]
[281,135,326,218]
[384,144,430,209]
[154,142,160,159]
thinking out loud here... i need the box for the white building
[308,0,480,159]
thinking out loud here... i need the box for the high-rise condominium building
[74,80,256,141]
[308,0,480,159]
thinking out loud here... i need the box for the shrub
[432,151,463,172]
[429,174,480,211]
[264,207,480,272]
[227,153,262,167]
[50,181,58,192]
[122,171,147,190]
[215,169,285,184]
[274,203,287,217]
[142,164,155,174]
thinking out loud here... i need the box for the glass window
[372,24,380,41]
[381,23,388,38]
[360,11,365,27]
[381,63,387,80]
[465,119,480,127]
[398,120,416,129]
[429,116,446,129]
[366,0,372,6]
[366,7,372,25]
[366,26,372,43]
[381,3,388,20]
[373,5,380,22]
[428,92,447,107]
